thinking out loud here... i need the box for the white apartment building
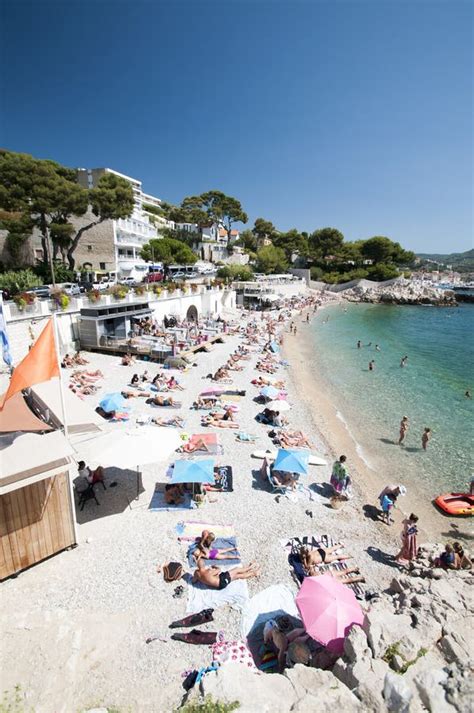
[77,168,172,280]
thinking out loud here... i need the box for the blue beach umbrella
[260,385,279,400]
[170,458,216,484]
[99,392,128,413]
[273,448,309,475]
[270,341,280,353]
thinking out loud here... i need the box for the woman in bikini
[299,544,352,569]
[193,531,240,562]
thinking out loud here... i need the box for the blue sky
[1,0,472,253]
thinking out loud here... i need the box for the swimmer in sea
[398,416,409,445]
[375,344,381,352]
[400,356,408,368]
[422,427,431,450]
[465,390,471,399]
[369,360,375,371]
[357,340,361,349]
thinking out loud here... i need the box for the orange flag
[0,318,59,410]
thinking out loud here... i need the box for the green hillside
[417,249,474,272]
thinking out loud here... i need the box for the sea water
[310,303,474,493]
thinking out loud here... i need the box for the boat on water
[434,493,474,517]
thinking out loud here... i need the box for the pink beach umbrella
[295,573,364,654]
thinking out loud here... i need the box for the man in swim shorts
[192,559,260,589]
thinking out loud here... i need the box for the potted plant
[166,282,176,294]
[152,285,162,297]
[87,288,102,303]
[191,283,199,293]
[110,284,129,300]
[50,288,70,311]
[13,291,36,311]
[134,285,146,296]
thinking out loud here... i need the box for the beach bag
[163,562,183,582]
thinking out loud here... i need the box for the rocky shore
[341,279,456,306]
[192,544,473,712]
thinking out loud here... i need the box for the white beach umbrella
[267,400,291,412]
[73,426,181,498]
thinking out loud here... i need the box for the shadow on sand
[366,545,402,569]
[74,467,146,524]
[363,504,382,522]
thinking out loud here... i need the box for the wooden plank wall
[0,471,75,580]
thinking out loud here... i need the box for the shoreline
[282,300,467,545]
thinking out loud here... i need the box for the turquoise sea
[310,303,474,494]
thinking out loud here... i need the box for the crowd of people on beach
[70,288,471,684]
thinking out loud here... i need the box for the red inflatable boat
[434,493,474,517]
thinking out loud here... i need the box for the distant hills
[416,249,474,273]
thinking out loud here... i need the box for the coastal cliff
[194,546,472,712]
[339,278,457,306]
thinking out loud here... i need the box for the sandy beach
[0,301,451,712]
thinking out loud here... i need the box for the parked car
[172,271,186,279]
[60,282,81,296]
[26,285,51,299]
[185,272,198,279]
[143,272,163,284]
[119,276,138,286]
[93,278,116,291]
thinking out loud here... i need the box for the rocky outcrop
[341,278,456,306]
[189,544,472,712]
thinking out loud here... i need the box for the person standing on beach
[400,356,408,368]
[422,428,431,450]
[369,360,375,371]
[306,313,310,323]
[395,514,419,566]
[398,416,409,445]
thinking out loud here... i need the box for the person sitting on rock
[453,542,472,570]
[433,543,456,569]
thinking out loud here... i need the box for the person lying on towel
[192,558,260,590]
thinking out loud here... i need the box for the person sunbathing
[151,415,185,427]
[182,437,212,453]
[193,531,240,561]
[61,353,74,368]
[263,616,307,673]
[164,483,185,505]
[277,431,312,448]
[167,376,184,390]
[73,351,89,365]
[192,558,260,590]
[202,415,239,429]
[122,390,151,398]
[299,545,351,569]
[146,394,176,406]
[212,367,230,381]
[192,396,222,410]
[272,470,297,490]
[121,352,135,366]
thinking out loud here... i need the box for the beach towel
[187,537,240,569]
[207,466,233,492]
[148,485,193,512]
[185,576,249,614]
[181,433,222,456]
[220,394,241,403]
[176,521,235,541]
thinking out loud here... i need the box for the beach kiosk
[0,394,77,580]
[79,300,153,350]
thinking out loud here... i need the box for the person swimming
[369,360,375,371]
[400,355,408,368]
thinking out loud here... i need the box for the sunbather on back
[192,558,260,590]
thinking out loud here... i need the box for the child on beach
[422,428,431,450]
[381,493,395,525]
[395,514,419,566]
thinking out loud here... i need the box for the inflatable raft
[434,493,474,517]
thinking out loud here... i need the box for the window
[118,249,125,257]
[100,262,106,270]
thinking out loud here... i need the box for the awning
[0,430,75,493]
[30,379,103,435]
[0,391,53,434]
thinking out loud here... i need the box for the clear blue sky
[1,0,472,253]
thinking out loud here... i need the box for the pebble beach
[0,301,445,712]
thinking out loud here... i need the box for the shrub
[133,285,146,296]
[151,284,162,297]
[13,291,36,309]
[217,265,254,281]
[0,269,41,296]
[179,696,240,713]
[87,288,102,303]
[50,289,70,310]
[109,284,129,300]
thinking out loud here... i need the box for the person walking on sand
[398,416,409,445]
[306,313,310,323]
[422,428,431,450]
[395,513,419,566]
[369,360,375,371]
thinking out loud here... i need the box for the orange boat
[434,493,474,517]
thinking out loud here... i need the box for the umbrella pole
[136,466,140,500]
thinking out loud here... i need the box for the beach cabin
[79,300,153,350]
[0,395,77,580]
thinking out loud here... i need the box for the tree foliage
[252,218,276,241]
[255,245,288,274]
[140,238,197,266]
[272,228,308,262]
[216,264,254,281]
[179,190,247,242]
[361,236,415,265]
[308,227,344,261]
[0,268,42,295]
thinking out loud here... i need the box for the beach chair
[261,460,287,494]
